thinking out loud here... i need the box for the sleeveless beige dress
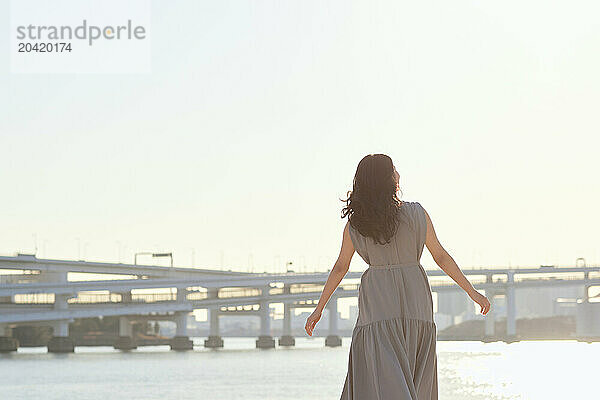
[340,201,438,400]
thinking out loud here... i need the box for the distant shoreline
[11,315,590,347]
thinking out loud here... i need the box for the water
[1,338,597,399]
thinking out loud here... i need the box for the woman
[305,153,491,400]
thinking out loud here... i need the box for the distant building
[516,286,582,317]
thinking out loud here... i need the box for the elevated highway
[1,254,598,351]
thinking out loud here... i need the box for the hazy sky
[1,0,599,273]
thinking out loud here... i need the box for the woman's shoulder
[399,200,417,209]
[401,200,424,209]
[399,200,426,220]
[346,219,363,244]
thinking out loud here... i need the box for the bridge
[1,254,598,352]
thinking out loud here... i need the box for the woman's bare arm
[305,221,355,336]
[423,206,491,315]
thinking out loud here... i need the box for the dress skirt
[339,263,438,400]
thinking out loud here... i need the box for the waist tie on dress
[368,262,422,270]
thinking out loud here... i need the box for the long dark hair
[341,154,403,245]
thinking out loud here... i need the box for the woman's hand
[469,289,491,315]
[305,309,322,336]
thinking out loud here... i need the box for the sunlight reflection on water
[1,338,596,400]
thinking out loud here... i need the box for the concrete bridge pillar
[575,300,600,342]
[278,302,295,346]
[175,312,188,336]
[279,285,295,346]
[120,291,132,303]
[119,316,133,337]
[325,297,342,347]
[204,288,224,348]
[176,287,188,303]
[171,311,193,351]
[204,308,223,348]
[505,271,518,343]
[48,321,74,353]
[256,286,275,348]
[483,298,496,341]
[114,316,137,351]
[483,274,497,342]
[575,270,600,342]
[48,294,74,353]
[0,324,18,353]
[583,271,591,302]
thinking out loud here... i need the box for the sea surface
[1,337,596,400]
